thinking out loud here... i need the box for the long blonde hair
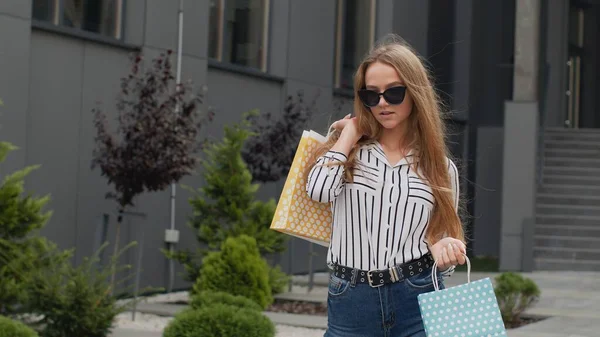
[311,35,464,246]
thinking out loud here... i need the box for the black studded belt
[332,253,435,287]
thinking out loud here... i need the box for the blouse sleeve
[305,150,347,203]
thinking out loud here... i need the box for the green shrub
[190,290,262,311]
[15,243,136,337]
[0,142,60,316]
[0,316,38,337]
[494,272,541,327]
[164,118,287,283]
[269,264,290,295]
[194,235,273,309]
[163,304,275,337]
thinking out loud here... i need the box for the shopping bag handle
[431,253,471,292]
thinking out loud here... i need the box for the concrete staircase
[534,128,600,271]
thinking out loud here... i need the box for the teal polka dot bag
[417,256,507,337]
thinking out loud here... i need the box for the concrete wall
[0,0,400,291]
[0,0,531,289]
[0,0,31,176]
[473,127,504,257]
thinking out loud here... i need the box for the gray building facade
[0,0,598,292]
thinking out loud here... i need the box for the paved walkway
[111,271,600,337]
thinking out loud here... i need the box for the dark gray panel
[206,68,284,136]
[0,0,31,19]
[286,0,336,87]
[451,0,472,121]
[0,15,31,175]
[392,0,430,55]
[375,0,394,40]
[542,0,568,127]
[28,32,84,249]
[123,0,145,46]
[268,0,290,77]
[144,0,178,51]
[181,0,209,59]
[473,127,503,258]
[580,7,598,128]
[76,43,134,265]
[285,80,334,136]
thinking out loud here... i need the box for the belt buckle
[367,270,384,288]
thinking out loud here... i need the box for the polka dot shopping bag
[417,256,507,337]
[270,130,332,247]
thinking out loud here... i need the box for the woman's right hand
[331,114,361,141]
[329,114,362,155]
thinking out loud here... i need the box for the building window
[32,0,124,39]
[334,0,376,89]
[209,0,270,71]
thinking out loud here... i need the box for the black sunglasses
[357,86,407,107]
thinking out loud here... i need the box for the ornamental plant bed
[266,299,327,316]
[262,299,549,329]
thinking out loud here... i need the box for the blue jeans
[324,267,445,337]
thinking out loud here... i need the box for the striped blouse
[306,141,459,273]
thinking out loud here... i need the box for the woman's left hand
[430,237,467,270]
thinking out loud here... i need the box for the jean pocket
[328,274,351,297]
[405,269,442,290]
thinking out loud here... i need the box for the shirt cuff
[325,150,348,163]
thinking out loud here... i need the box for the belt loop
[350,268,358,287]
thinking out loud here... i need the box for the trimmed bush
[268,264,290,295]
[494,272,541,327]
[194,235,273,309]
[163,304,275,337]
[0,316,38,337]
[190,291,262,311]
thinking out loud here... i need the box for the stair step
[536,194,600,207]
[537,204,600,217]
[534,258,600,271]
[544,157,600,169]
[536,224,600,237]
[544,148,600,158]
[538,184,600,197]
[545,127,600,134]
[535,235,600,249]
[542,175,600,186]
[543,166,600,177]
[534,246,600,260]
[544,140,600,150]
[536,214,600,226]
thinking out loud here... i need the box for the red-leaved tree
[91,50,213,289]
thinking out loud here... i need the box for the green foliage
[191,116,285,253]
[269,264,290,295]
[494,272,541,327]
[164,116,287,282]
[0,142,56,315]
[0,316,38,337]
[163,304,275,337]
[194,235,273,309]
[4,242,138,337]
[190,290,262,312]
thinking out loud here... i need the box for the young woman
[306,35,467,337]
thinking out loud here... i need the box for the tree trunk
[110,209,124,294]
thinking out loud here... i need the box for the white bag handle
[431,254,471,292]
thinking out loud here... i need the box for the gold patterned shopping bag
[270,130,332,247]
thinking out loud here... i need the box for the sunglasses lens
[358,90,380,107]
[383,86,406,105]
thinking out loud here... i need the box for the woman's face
[362,61,413,130]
